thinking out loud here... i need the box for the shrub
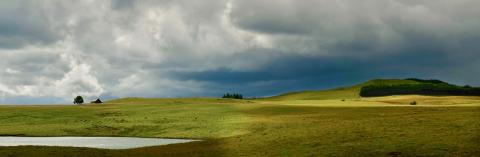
[410,101,417,105]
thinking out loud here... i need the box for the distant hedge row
[222,93,243,99]
[360,83,480,97]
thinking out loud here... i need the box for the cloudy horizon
[1,0,479,104]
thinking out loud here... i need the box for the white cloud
[52,59,104,100]
[5,68,20,74]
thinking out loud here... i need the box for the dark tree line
[360,83,480,97]
[222,93,243,99]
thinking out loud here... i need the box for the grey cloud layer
[0,1,62,48]
[0,0,479,104]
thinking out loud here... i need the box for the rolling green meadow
[0,80,479,157]
[1,0,479,156]
[0,97,479,156]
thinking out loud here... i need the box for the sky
[0,0,479,104]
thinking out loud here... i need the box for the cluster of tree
[222,93,243,99]
[360,83,480,97]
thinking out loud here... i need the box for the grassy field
[0,95,479,157]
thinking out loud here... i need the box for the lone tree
[74,96,84,104]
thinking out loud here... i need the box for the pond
[0,136,198,149]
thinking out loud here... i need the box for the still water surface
[0,136,197,149]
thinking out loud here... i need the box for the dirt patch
[95,112,123,117]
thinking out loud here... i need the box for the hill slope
[268,79,421,100]
[360,80,480,97]
[268,79,479,100]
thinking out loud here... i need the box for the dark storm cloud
[169,50,460,97]
[0,0,479,104]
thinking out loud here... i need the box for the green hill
[268,79,421,100]
[268,78,479,100]
[360,79,480,97]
